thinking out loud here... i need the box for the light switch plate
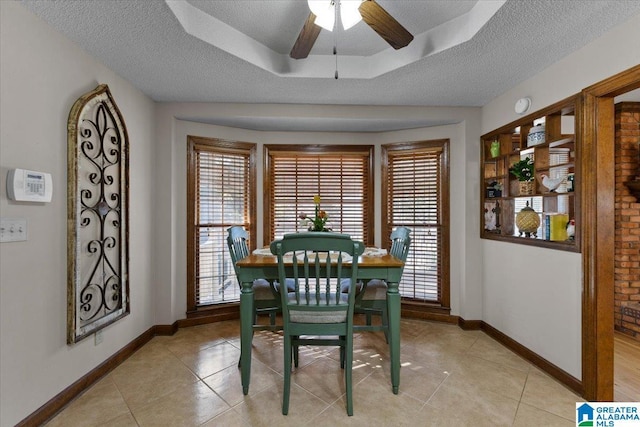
[0,218,28,242]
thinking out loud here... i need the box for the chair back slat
[227,226,252,277]
[271,232,364,320]
[389,226,412,270]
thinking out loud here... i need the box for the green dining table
[235,248,405,396]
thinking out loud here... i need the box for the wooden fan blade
[290,12,322,59]
[359,0,414,50]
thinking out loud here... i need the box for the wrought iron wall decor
[67,84,130,344]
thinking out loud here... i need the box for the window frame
[381,139,450,310]
[186,136,257,314]
[263,144,375,246]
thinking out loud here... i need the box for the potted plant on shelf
[509,157,535,195]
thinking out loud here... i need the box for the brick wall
[614,102,640,340]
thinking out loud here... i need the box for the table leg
[387,281,401,394]
[240,280,254,395]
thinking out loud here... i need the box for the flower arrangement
[299,195,331,232]
[509,157,534,182]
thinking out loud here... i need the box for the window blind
[187,137,255,309]
[383,142,449,305]
[265,146,374,245]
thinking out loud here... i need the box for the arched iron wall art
[67,84,130,344]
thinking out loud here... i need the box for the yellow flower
[313,195,321,205]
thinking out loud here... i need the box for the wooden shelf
[512,192,575,198]
[480,95,580,252]
[549,137,575,148]
[481,232,579,252]
[549,161,575,169]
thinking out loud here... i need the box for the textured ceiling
[19,0,640,132]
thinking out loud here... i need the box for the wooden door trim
[580,64,640,401]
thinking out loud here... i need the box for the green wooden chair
[227,226,281,328]
[352,226,411,340]
[270,232,364,416]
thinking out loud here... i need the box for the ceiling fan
[290,0,414,60]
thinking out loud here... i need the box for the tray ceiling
[19,0,640,131]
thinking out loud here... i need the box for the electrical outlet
[0,218,28,243]
[94,330,104,346]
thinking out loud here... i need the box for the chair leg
[366,312,372,326]
[269,311,276,326]
[345,334,354,416]
[293,336,300,367]
[283,334,292,415]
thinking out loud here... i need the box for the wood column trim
[579,93,615,401]
[580,64,640,401]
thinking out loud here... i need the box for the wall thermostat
[7,168,53,202]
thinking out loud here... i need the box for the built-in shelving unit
[480,95,580,251]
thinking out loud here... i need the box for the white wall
[154,105,483,324]
[376,119,483,319]
[480,13,640,379]
[483,14,640,132]
[0,3,157,426]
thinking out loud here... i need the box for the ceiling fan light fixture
[308,0,363,31]
[308,0,336,31]
[293,0,417,61]
[340,0,363,30]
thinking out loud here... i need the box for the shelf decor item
[543,213,569,241]
[486,181,503,198]
[509,157,535,195]
[567,173,575,192]
[527,124,545,147]
[566,218,576,240]
[539,173,565,192]
[519,180,534,196]
[484,201,501,232]
[490,140,500,158]
[516,201,540,238]
[484,202,497,231]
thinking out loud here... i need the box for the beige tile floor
[45,317,585,426]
